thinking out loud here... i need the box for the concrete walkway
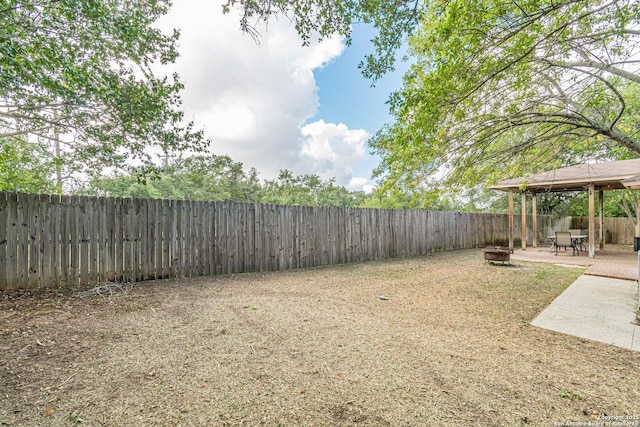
[505,247,640,351]
[531,274,640,351]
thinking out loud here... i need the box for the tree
[80,154,261,202]
[259,170,366,207]
[163,155,261,202]
[616,191,640,240]
[358,195,407,209]
[224,0,423,80]
[369,0,640,204]
[1,0,208,188]
[0,137,56,193]
[81,161,374,207]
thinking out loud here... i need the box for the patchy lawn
[1,249,638,426]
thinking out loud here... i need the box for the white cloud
[299,119,369,183]
[347,176,375,193]
[153,0,375,191]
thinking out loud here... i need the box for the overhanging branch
[547,59,640,84]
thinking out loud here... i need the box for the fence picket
[162,199,171,278]
[89,196,99,284]
[112,197,123,282]
[0,193,7,287]
[144,198,154,281]
[151,199,158,279]
[39,194,52,287]
[27,194,40,288]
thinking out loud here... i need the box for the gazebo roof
[490,158,640,192]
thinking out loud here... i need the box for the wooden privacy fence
[0,192,617,290]
[0,192,511,290]
[570,216,636,245]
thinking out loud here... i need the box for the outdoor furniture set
[549,230,589,256]
[483,229,592,264]
[482,230,589,264]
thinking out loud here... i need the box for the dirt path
[1,250,639,426]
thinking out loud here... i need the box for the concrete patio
[510,246,638,281]
[507,246,640,351]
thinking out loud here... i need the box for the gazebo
[490,158,640,258]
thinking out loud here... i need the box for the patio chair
[537,231,554,247]
[554,231,577,256]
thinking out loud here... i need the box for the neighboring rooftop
[490,158,640,192]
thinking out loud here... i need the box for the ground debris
[1,250,637,426]
[73,282,131,298]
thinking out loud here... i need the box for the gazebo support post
[588,183,596,258]
[521,192,527,250]
[508,188,514,252]
[532,192,537,248]
[599,190,604,249]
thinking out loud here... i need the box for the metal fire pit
[482,247,511,265]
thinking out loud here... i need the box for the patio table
[549,234,588,254]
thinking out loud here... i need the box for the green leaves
[81,154,261,202]
[0,138,57,193]
[371,0,640,205]
[1,0,208,184]
[227,0,423,81]
[79,156,372,207]
[259,170,367,207]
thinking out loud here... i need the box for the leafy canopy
[0,137,56,193]
[369,0,640,205]
[259,170,367,207]
[1,0,208,182]
[81,154,261,202]
[80,155,370,208]
[224,0,424,80]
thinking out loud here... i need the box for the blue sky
[311,24,411,188]
[159,2,409,192]
[312,26,406,130]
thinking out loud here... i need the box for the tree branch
[0,126,53,139]
[546,59,640,84]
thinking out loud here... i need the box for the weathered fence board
[0,191,635,290]
[5,194,17,289]
[571,216,635,245]
[0,194,7,287]
[27,194,39,288]
[16,193,28,288]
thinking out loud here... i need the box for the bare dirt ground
[1,249,639,427]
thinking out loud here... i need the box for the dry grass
[1,249,639,426]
